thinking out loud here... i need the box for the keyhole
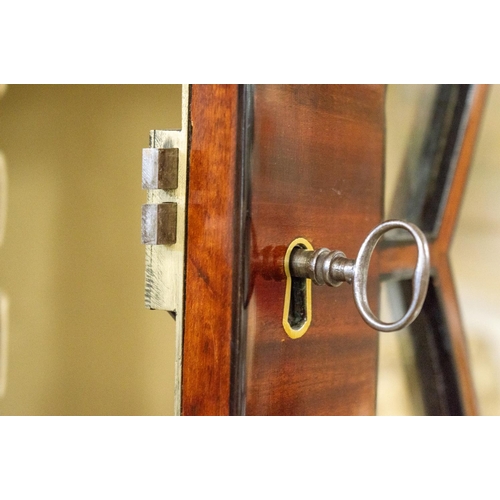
[288,274,308,330]
[283,238,313,339]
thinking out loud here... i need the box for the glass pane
[377,281,425,416]
[380,85,439,415]
[380,85,474,415]
[451,85,500,415]
[385,84,472,240]
[385,84,439,220]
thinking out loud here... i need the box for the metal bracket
[142,85,189,415]
[143,87,189,314]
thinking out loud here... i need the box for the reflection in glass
[385,84,472,239]
[379,84,473,415]
[385,84,438,219]
[377,281,425,416]
[379,85,438,415]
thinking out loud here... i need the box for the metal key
[289,220,430,332]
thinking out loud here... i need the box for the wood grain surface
[244,85,385,415]
[183,84,483,416]
[182,85,240,415]
[182,85,384,415]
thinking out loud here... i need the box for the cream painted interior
[0,84,498,416]
[0,85,179,415]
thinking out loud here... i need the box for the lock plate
[143,87,189,313]
[142,85,189,416]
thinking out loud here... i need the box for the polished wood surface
[182,85,240,415]
[182,84,483,416]
[244,85,384,415]
[183,85,384,415]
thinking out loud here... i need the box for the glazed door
[178,84,487,416]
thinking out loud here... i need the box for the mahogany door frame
[180,84,488,416]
